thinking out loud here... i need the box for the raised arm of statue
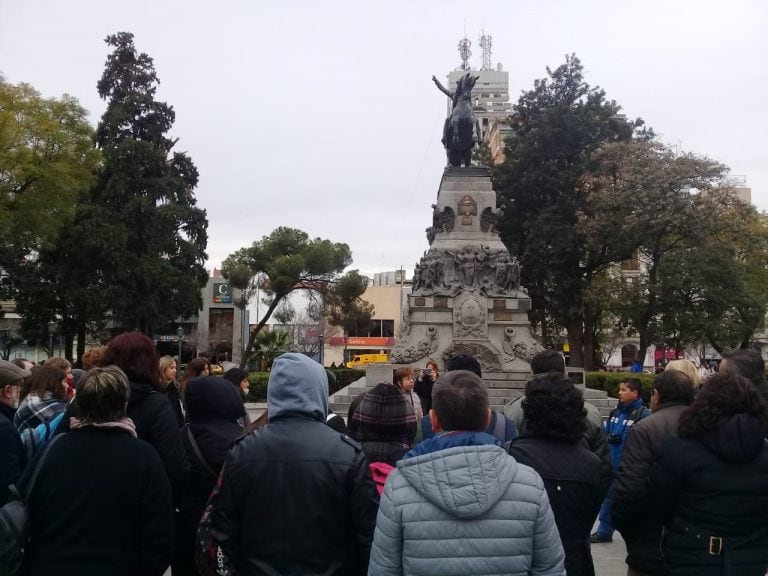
[432,75,453,99]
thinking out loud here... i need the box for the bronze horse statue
[432,73,481,167]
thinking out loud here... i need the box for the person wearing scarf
[19,365,174,576]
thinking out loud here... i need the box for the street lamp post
[176,326,184,365]
[343,330,349,368]
[48,320,56,358]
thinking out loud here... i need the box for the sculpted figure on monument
[412,262,424,292]
[488,252,521,294]
[432,73,481,167]
[447,247,477,286]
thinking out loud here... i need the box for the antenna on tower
[457,36,472,71]
[479,31,492,71]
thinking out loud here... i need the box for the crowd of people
[1,336,767,576]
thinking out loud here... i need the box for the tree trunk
[566,320,585,368]
[76,323,87,368]
[583,312,595,371]
[61,315,75,364]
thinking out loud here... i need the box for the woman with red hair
[103,332,189,501]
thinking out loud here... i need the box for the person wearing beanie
[349,383,417,493]
[197,353,379,576]
[0,359,31,504]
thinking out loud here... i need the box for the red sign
[654,347,682,361]
[328,336,395,347]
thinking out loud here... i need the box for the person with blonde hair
[158,355,184,426]
[20,366,174,576]
[665,359,701,388]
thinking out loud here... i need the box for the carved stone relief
[458,195,477,225]
[502,327,543,362]
[425,204,455,244]
[390,326,438,364]
[411,245,524,297]
[480,207,498,233]
[453,293,487,338]
[440,342,501,373]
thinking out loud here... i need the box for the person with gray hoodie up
[196,353,379,576]
[368,370,565,576]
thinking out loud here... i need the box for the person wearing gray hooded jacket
[368,370,565,576]
[197,353,380,576]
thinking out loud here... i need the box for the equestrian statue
[432,72,481,167]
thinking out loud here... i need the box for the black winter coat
[414,373,434,414]
[199,414,379,576]
[174,376,245,576]
[507,435,604,576]
[0,402,25,504]
[648,414,768,576]
[21,427,174,576]
[612,403,689,574]
[127,380,189,503]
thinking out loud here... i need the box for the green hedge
[246,368,366,401]
[585,371,655,404]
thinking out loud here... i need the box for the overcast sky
[1,0,766,279]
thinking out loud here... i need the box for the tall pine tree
[91,32,208,334]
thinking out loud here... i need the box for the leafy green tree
[326,270,374,335]
[0,78,100,291]
[590,142,730,364]
[87,32,208,334]
[493,54,648,368]
[653,197,768,354]
[223,227,353,369]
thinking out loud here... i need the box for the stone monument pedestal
[390,166,541,379]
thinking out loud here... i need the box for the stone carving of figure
[493,253,521,293]
[412,262,423,292]
[506,256,521,291]
[422,261,435,291]
[448,247,477,286]
[432,73,481,167]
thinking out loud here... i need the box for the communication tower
[479,32,492,71]
[457,36,472,71]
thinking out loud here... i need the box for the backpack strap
[186,425,218,477]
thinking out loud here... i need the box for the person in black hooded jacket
[173,375,245,576]
[197,353,379,576]
[648,373,768,576]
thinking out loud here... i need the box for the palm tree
[252,329,291,371]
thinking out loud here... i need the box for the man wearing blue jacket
[591,377,650,543]
[369,370,565,576]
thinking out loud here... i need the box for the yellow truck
[347,354,389,368]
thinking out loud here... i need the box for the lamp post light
[48,320,56,358]
[176,326,184,365]
[343,330,349,368]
